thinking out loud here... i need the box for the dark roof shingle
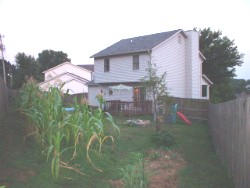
[91,29,182,58]
[77,64,94,72]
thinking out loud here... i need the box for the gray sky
[0,0,249,79]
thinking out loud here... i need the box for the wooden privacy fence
[104,98,208,119]
[0,76,8,115]
[209,97,250,188]
[169,97,209,121]
[105,100,152,116]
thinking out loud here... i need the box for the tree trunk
[155,118,161,133]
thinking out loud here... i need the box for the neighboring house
[39,62,94,94]
[237,85,250,98]
[88,29,212,106]
[246,85,250,92]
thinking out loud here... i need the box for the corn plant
[19,80,119,179]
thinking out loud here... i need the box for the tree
[37,49,71,77]
[13,52,40,88]
[230,78,247,94]
[200,28,244,103]
[141,57,168,132]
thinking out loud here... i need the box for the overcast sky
[0,0,249,79]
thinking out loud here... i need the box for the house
[39,62,94,94]
[88,29,212,107]
[237,85,250,98]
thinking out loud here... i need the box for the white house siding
[94,53,149,83]
[62,80,88,94]
[39,74,88,94]
[185,34,193,98]
[88,86,101,107]
[88,85,133,107]
[40,74,73,89]
[44,63,92,81]
[185,31,202,99]
[152,33,186,98]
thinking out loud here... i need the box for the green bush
[152,130,176,148]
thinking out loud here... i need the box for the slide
[177,111,192,125]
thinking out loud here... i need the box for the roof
[199,52,206,61]
[43,62,93,73]
[91,29,184,58]
[86,80,99,86]
[38,72,89,86]
[77,64,94,72]
[202,74,213,85]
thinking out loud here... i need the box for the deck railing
[104,100,152,116]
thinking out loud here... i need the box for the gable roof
[43,62,93,73]
[77,64,94,72]
[202,74,213,85]
[91,29,185,58]
[38,72,89,86]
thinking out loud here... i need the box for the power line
[0,34,7,85]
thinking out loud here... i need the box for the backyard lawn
[0,109,234,188]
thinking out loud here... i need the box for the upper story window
[104,58,110,72]
[133,55,139,70]
[178,36,182,44]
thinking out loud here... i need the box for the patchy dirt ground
[146,148,185,188]
[109,148,186,188]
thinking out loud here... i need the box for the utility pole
[0,34,7,85]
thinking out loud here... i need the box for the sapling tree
[141,56,168,132]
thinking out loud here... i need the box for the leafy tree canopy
[230,78,246,94]
[37,49,71,73]
[230,78,250,95]
[13,52,40,88]
[200,28,244,84]
[199,28,244,103]
[141,59,168,132]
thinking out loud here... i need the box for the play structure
[167,104,192,125]
[176,111,192,125]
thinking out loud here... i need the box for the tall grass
[18,79,119,178]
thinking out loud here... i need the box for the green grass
[163,120,234,188]
[0,110,234,188]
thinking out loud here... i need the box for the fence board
[169,97,209,121]
[209,97,250,188]
[105,100,152,116]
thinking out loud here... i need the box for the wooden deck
[105,100,152,116]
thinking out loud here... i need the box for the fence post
[209,97,250,188]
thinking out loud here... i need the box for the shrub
[152,131,176,148]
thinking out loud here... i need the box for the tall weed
[120,152,149,188]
